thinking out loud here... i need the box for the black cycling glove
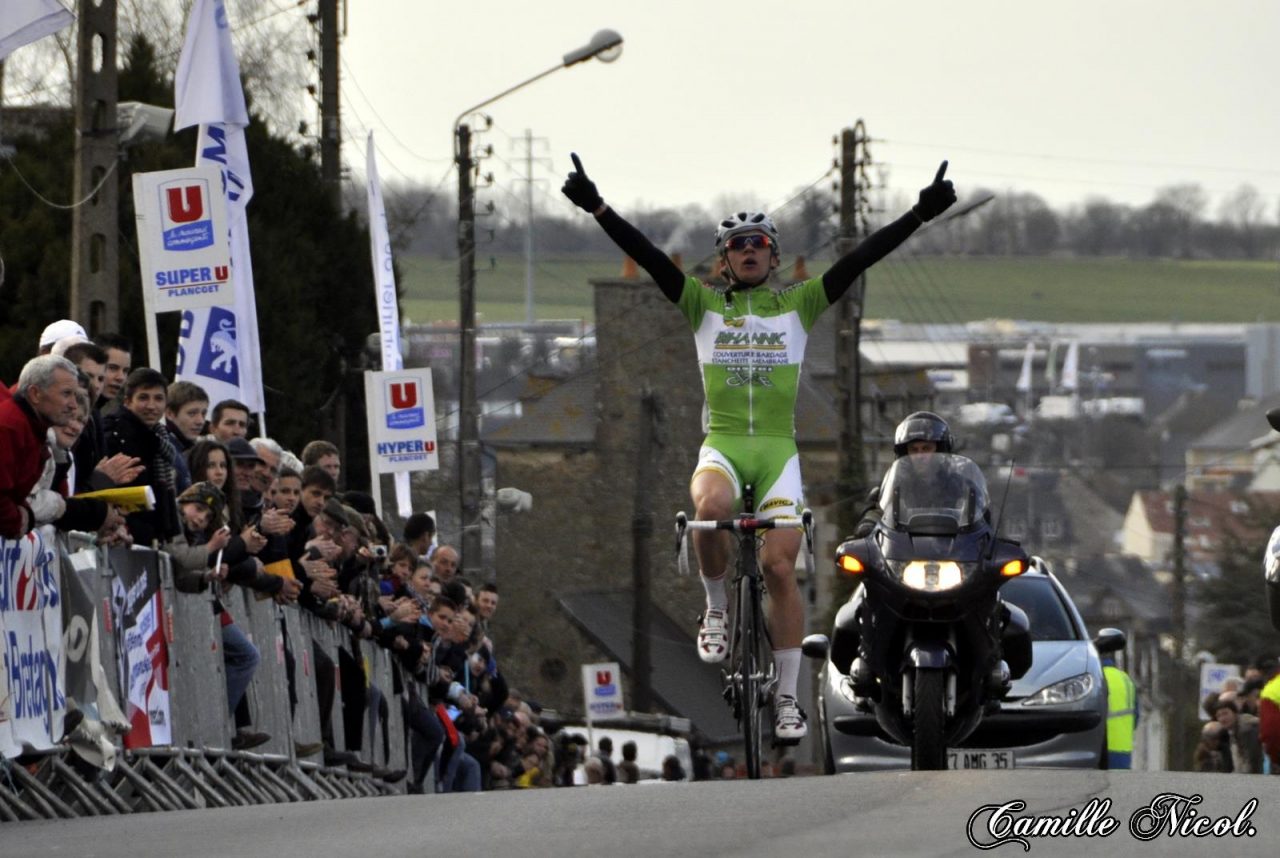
[561,152,604,213]
[912,160,957,222]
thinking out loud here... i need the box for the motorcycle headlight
[887,559,971,592]
[1020,673,1094,707]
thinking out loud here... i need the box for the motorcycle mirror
[1267,406,1280,433]
[801,634,830,661]
[1092,628,1127,654]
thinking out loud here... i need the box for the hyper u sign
[132,165,234,314]
[365,368,439,474]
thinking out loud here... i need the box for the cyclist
[563,155,956,741]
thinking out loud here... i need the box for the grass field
[398,254,1280,326]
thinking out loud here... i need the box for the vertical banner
[366,133,413,516]
[110,549,171,748]
[173,0,265,414]
[364,369,440,475]
[581,661,625,722]
[133,165,234,313]
[0,526,66,757]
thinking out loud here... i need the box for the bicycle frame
[675,489,814,779]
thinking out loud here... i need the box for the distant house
[1120,489,1280,573]
[1182,392,1280,492]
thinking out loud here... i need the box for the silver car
[814,560,1125,772]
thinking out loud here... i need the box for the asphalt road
[4,770,1273,858]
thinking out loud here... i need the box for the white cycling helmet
[714,211,780,255]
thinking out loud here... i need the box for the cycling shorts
[691,433,804,521]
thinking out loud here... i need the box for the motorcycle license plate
[948,750,1015,770]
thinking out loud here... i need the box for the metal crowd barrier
[0,536,420,821]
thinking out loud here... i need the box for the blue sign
[385,378,425,429]
[195,306,239,385]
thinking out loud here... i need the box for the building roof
[1187,391,1280,452]
[557,589,738,743]
[483,370,597,447]
[1130,489,1280,564]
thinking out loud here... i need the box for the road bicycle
[676,486,814,779]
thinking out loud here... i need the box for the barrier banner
[0,526,67,757]
[61,547,128,742]
[110,549,172,748]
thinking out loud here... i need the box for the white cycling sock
[774,647,802,700]
[701,573,728,613]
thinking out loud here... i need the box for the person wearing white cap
[37,319,88,354]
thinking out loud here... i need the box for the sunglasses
[724,234,772,251]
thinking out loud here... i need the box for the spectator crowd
[1,319,668,792]
[1195,656,1280,775]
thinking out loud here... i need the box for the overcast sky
[333,0,1279,229]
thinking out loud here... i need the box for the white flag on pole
[1015,342,1034,393]
[172,0,265,414]
[0,0,72,62]
[366,133,413,516]
[1061,341,1080,392]
[173,0,249,131]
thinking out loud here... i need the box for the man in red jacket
[0,355,81,538]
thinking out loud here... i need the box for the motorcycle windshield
[878,453,990,534]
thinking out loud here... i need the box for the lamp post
[454,29,622,578]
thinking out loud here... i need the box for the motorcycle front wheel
[910,669,947,771]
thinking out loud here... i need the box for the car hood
[1009,641,1092,698]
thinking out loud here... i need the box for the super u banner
[0,526,67,758]
[364,369,439,475]
[132,165,234,313]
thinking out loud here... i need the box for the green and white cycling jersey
[675,274,830,438]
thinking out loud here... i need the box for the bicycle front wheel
[738,575,767,780]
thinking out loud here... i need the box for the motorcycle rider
[838,412,1012,699]
[850,411,954,540]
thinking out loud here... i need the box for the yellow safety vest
[1103,664,1136,755]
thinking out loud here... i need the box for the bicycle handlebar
[675,510,815,577]
[677,514,812,533]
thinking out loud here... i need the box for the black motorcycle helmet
[892,411,954,458]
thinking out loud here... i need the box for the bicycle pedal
[773,735,802,748]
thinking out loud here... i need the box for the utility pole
[1168,482,1188,770]
[318,0,341,209]
[631,388,663,712]
[835,121,872,539]
[513,129,549,326]
[70,0,120,335]
[457,121,483,578]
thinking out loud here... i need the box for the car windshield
[878,453,990,534]
[999,576,1079,642]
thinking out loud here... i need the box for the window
[1000,577,1078,642]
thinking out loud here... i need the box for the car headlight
[886,560,973,592]
[1020,673,1095,706]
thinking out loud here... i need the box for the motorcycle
[804,452,1034,770]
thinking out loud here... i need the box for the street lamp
[454,29,623,578]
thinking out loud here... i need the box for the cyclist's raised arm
[821,161,956,305]
[562,153,685,302]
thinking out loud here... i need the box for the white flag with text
[172,0,264,413]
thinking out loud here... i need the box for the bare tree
[1154,183,1207,258]
[2,0,309,143]
[1218,184,1267,257]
